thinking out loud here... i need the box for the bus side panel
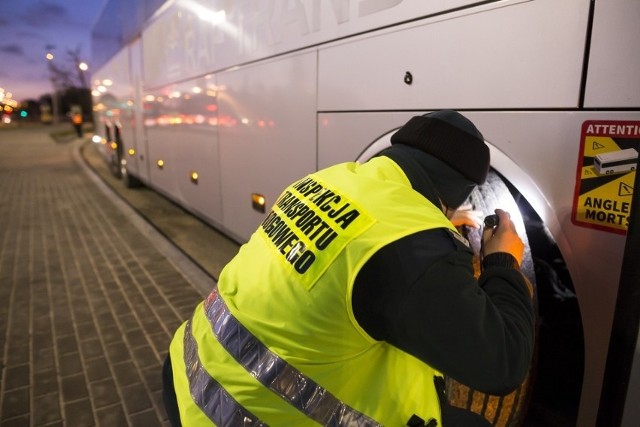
[584,0,640,108]
[145,126,180,207]
[141,0,498,89]
[143,75,223,226]
[92,48,134,164]
[130,39,149,183]
[318,0,590,111]
[319,112,412,169]
[217,52,318,242]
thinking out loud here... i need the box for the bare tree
[44,44,92,121]
[47,46,89,91]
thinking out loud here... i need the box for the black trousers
[162,355,182,427]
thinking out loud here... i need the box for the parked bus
[91,1,640,425]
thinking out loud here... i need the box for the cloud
[21,2,74,28]
[0,44,24,56]
[0,1,105,100]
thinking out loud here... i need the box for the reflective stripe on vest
[185,288,382,427]
[182,319,267,426]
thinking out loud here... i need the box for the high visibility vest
[72,114,82,125]
[170,156,461,426]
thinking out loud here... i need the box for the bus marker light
[252,193,266,213]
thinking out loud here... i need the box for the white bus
[595,148,638,176]
[91,1,640,425]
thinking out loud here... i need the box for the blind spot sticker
[572,120,640,235]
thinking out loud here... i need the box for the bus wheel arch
[356,132,585,426]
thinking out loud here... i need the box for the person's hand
[481,209,524,265]
[450,203,483,229]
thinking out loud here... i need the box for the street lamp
[77,61,89,90]
[46,50,60,125]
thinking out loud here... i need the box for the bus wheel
[120,159,141,188]
[447,170,584,427]
[110,151,122,178]
[445,170,538,427]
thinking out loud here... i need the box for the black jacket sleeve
[352,227,534,395]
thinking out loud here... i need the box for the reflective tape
[183,319,268,426]
[203,289,381,427]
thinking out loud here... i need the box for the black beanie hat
[390,110,489,184]
[390,110,490,209]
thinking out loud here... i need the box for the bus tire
[110,150,122,178]
[445,170,538,427]
[121,160,141,188]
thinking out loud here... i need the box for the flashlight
[484,214,499,228]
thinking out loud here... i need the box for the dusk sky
[0,1,107,102]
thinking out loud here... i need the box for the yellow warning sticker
[572,121,640,234]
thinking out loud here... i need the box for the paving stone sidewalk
[0,127,211,426]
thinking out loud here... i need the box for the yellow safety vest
[170,156,461,426]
